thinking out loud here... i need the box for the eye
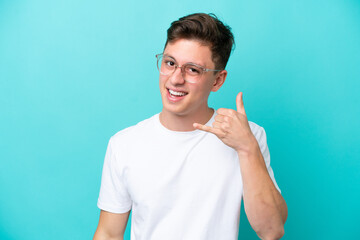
[165,60,175,67]
[189,68,200,73]
[185,65,201,75]
[163,57,176,67]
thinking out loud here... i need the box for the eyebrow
[163,54,206,68]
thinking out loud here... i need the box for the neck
[159,107,214,132]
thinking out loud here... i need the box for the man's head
[164,13,235,71]
[158,13,235,120]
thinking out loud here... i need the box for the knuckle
[221,124,228,131]
[220,132,227,138]
[217,108,225,114]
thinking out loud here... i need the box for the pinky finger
[193,123,222,136]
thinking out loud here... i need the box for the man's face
[159,39,226,117]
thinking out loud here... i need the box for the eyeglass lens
[157,55,203,83]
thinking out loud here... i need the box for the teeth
[169,89,187,96]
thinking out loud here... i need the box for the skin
[93,210,130,240]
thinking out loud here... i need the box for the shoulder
[109,114,158,147]
[248,121,267,145]
[248,121,265,136]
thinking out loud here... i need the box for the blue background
[1,0,359,239]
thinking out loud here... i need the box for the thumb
[236,92,246,114]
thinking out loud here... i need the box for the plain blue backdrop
[1,0,359,239]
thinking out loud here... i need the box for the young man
[93,13,287,240]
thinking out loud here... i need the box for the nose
[170,66,186,85]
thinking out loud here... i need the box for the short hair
[164,13,235,70]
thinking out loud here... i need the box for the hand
[193,92,257,154]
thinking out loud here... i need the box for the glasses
[155,53,222,83]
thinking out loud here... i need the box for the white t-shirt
[97,111,281,240]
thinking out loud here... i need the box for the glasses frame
[155,53,222,83]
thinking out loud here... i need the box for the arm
[193,92,287,239]
[238,141,287,240]
[93,210,131,240]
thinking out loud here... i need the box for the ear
[211,70,227,92]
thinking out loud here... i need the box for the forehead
[163,39,214,68]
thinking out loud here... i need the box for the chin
[162,103,187,116]
[159,87,198,117]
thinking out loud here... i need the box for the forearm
[238,141,287,240]
[93,229,124,240]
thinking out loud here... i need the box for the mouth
[168,88,188,96]
[166,88,188,102]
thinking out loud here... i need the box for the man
[93,13,287,240]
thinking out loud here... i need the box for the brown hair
[165,13,235,70]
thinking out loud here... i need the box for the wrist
[236,136,260,157]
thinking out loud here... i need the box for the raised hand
[193,92,257,154]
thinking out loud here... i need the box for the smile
[166,88,188,102]
[168,89,187,96]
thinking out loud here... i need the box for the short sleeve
[253,126,282,194]
[97,137,132,213]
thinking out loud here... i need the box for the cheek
[189,85,210,100]
[159,75,168,85]
[195,81,215,95]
